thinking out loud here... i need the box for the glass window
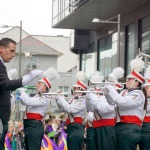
[81,43,95,79]
[125,23,135,75]
[25,55,37,70]
[140,16,150,64]
[59,86,69,92]
[98,32,118,77]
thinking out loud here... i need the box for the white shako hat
[143,65,150,86]
[39,77,51,89]
[108,67,124,89]
[8,68,18,80]
[39,67,60,89]
[108,67,124,82]
[127,56,145,84]
[73,71,87,91]
[90,71,104,83]
[73,80,87,91]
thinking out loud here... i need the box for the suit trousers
[0,105,10,150]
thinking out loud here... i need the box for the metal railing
[52,0,90,26]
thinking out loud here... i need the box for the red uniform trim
[93,118,116,128]
[76,81,87,90]
[143,116,150,123]
[120,115,142,126]
[26,113,43,120]
[132,70,144,83]
[66,117,82,125]
[43,77,51,88]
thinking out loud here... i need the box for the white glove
[22,70,43,86]
[88,93,95,99]
[105,85,115,92]
[89,93,99,106]
[17,88,26,94]
[104,88,115,105]
[105,85,120,103]
[55,95,64,100]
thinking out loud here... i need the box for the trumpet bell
[138,51,150,65]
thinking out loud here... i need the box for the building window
[25,55,37,73]
[125,23,135,75]
[140,16,150,63]
[98,33,118,77]
[59,86,69,92]
[81,43,95,79]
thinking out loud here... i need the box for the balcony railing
[52,0,89,26]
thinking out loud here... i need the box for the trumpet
[138,51,150,58]
[89,81,125,90]
[89,81,126,85]
[42,92,71,100]
[138,51,150,65]
[74,86,123,94]
[42,92,71,96]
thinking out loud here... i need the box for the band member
[56,73,87,150]
[88,91,118,150]
[104,57,146,150]
[18,77,51,150]
[83,111,97,150]
[84,93,95,150]
[85,71,103,150]
[139,66,150,150]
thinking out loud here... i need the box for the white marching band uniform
[56,79,87,150]
[106,87,145,126]
[18,77,52,150]
[88,93,118,150]
[56,95,86,125]
[20,93,49,120]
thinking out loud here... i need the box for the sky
[0,0,71,36]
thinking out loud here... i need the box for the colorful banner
[5,133,12,150]
[41,130,67,150]
[41,134,58,150]
[58,130,67,150]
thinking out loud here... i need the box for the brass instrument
[42,92,71,95]
[138,51,150,58]
[138,51,150,65]
[88,81,125,91]
[42,92,71,100]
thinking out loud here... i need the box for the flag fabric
[57,130,67,150]
[41,130,68,150]
[5,133,12,150]
[41,134,58,150]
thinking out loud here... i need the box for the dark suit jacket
[0,59,23,121]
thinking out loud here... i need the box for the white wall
[33,35,78,72]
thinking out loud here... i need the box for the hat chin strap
[129,78,136,89]
[36,83,45,94]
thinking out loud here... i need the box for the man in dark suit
[0,38,43,149]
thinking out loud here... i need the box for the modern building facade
[52,0,150,79]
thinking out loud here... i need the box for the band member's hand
[17,88,26,94]
[105,85,114,92]
[22,70,43,86]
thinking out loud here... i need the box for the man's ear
[0,46,4,53]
